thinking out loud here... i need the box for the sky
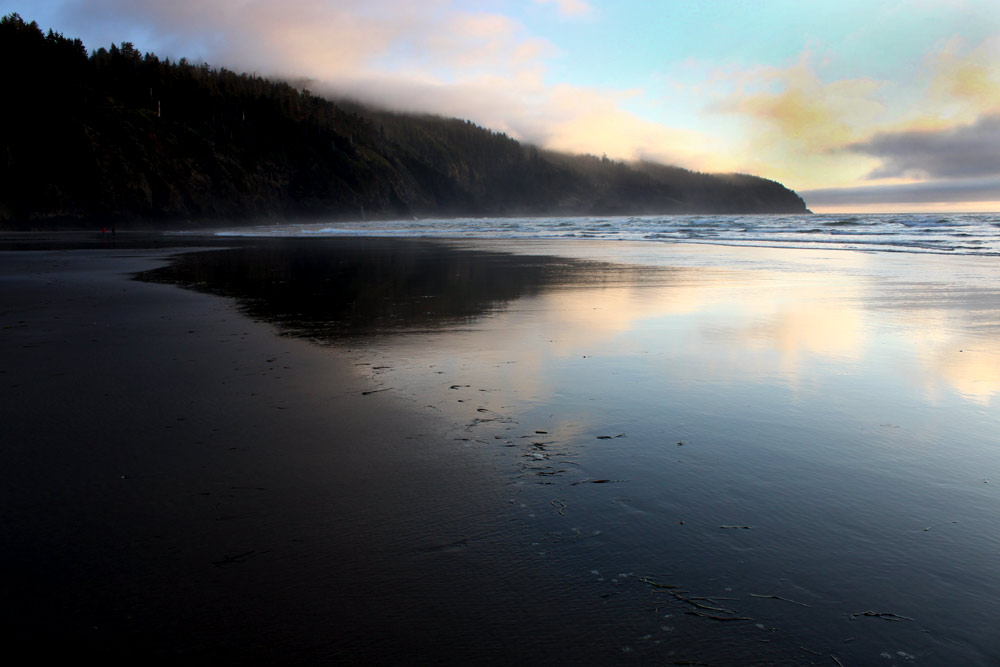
[5,0,1000,212]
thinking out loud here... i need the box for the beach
[4,234,1000,664]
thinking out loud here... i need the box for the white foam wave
[210,213,1000,256]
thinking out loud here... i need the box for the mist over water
[209,212,1000,256]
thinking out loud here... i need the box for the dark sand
[0,242,594,664]
[5,235,1000,665]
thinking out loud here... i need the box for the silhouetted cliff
[0,14,809,228]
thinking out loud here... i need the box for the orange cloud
[533,85,726,170]
[926,33,1000,118]
[711,56,885,153]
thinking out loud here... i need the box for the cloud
[848,113,1000,180]
[926,32,1000,117]
[50,1,557,83]
[708,55,886,153]
[679,54,891,190]
[33,0,722,172]
[523,85,725,167]
[28,0,994,208]
[310,75,721,170]
[800,178,1000,206]
[694,31,1000,202]
[533,0,591,17]
[58,0,424,76]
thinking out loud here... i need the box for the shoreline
[4,240,727,664]
[5,237,1000,664]
[0,245,563,663]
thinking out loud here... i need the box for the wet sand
[0,243,590,664]
[4,235,1000,664]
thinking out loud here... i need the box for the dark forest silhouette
[0,14,809,228]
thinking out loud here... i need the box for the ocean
[210,212,1000,256]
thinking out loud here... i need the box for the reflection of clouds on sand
[495,264,1000,407]
[932,346,1000,406]
[659,278,868,400]
[533,284,703,354]
[900,309,1000,405]
[725,284,865,367]
[484,241,879,372]
[507,272,869,392]
[365,241,1000,412]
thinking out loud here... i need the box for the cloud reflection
[471,258,999,408]
[149,238,1000,409]
[932,347,1000,406]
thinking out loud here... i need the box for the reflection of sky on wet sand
[355,241,1000,568]
[155,238,1000,662]
[432,239,1000,409]
[927,346,1000,406]
[880,300,1000,407]
[483,276,870,403]
[370,244,1000,657]
[388,262,865,404]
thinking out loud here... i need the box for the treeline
[0,14,808,228]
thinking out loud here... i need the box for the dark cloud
[849,113,1000,180]
[801,178,1000,206]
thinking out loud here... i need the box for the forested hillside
[0,14,809,228]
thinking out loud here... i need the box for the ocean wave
[210,212,1000,256]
